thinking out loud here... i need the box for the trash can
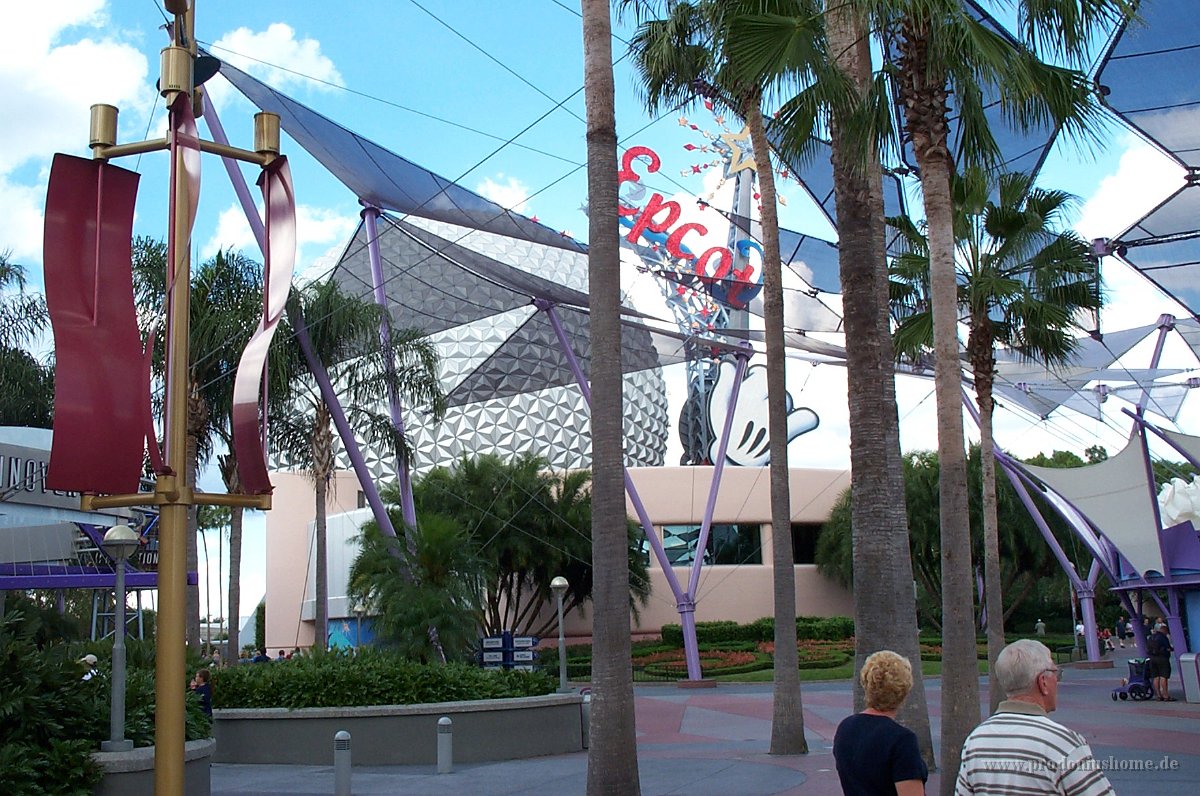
[1180,653,1200,704]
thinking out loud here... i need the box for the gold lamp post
[79,4,279,792]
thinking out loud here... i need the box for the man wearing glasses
[956,640,1114,796]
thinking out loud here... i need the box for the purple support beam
[537,300,711,678]
[362,205,417,530]
[1135,315,1176,417]
[288,304,399,539]
[203,94,397,540]
[0,567,197,590]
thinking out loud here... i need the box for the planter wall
[93,738,214,796]
[212,693,584,765]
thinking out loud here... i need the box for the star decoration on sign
[720,126,756,175]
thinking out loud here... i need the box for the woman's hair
[195,668,211,684]
[860,650,913,712]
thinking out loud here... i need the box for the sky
[3,1,1198,622]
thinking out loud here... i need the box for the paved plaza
[211,649,1198,795]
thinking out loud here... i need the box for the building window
[661,524,762,566]
[792,523,822,564]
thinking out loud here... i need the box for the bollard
[581,691,591,749]
[334,730,352,796]
[437,716,453,774]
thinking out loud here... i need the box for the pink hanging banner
[43,155,147,494]
[232,156,296,494]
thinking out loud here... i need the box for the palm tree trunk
[226,506,244,661]
[582,1,640,793]
[826,3,934,766]
[971,331,1005,713]
[313,406,334,651]
[744,101,807,756]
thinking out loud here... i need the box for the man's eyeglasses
[1042,667,1063,682]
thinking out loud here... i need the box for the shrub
[212,647,555,709]
[660,616,855,646]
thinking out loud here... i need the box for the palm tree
[132,241,264,650]
[347,514,483,661]
[0,253,53,428]
[625,0,808,754]
[273,278,443,652]
[582,0,641,792]
[889,167,1101,711]
[864,3,1131,787]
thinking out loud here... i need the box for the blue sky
[3,1,1198,620]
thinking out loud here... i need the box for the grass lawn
[710,658,990,683]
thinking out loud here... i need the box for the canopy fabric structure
[1021,439,1165,578]
[214,56,585,254]
[988,322,1163,418]
[331,214,748,408]
[1095,0,1200,316]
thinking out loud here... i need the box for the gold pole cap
[160,46,194,98]
[254,112,281,156]
[89,104,119,151]
[164,0,190,14]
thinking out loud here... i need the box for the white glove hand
[706,359,818,466]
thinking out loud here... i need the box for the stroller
[1111,658,1155,700]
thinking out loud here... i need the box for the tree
[889,167,1101,711]
[410,455,652,637]
[582,0,641,792]
[272,278,443,652]
[347,515,482,661]
[861,4,1131,784]
[132,240,265,651]
[0,253,53,428]
[720,1,933,760]
[818,446,1075,630]
[625,0,809,755]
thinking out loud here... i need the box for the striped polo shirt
[955,701,1115,796]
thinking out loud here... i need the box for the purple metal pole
[201,93,266,251]
[362,206,417,529]
[1135,314,1176,417]
[288,303,399,539]
[203,94,395,539]
[996,455,1088,590]
[686,346,751,599]
[536,301,704,679]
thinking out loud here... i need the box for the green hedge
[212,647,555,709]
[660,616,855,646]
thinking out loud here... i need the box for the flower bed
[757,638,853,669]
[631,645,772,678]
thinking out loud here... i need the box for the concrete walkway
[211,649,1198,795]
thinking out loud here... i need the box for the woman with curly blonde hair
[833,650,927,796]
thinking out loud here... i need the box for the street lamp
[353,601,366,651]
[101,523,139,753]
[550,576,569,693]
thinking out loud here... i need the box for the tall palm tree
[273,278,443,652]
[889,167,1101,711]
[132,241,264,650]
[863,2,1131,787]
[719,1,934,760]
[0,253,53,428]
[626,0,808,754]
[582,0,641,792]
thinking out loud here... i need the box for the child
[1100,627,1115,652]
[190,668,213,716]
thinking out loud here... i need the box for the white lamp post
[353,601,366,650]
[101,524,139,752]
[550,576,569,693]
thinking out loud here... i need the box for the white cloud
[201,201,356,279]
[1074,137,1185,241]
[206,23,343,111]
[475,174,532,213]
[0,176,50,262]
[0,4,152,175]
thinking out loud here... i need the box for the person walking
[956,639,1114,796]
[834,650,928,796]
[1114,616,1125,649]
[1035,619,1046,637]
